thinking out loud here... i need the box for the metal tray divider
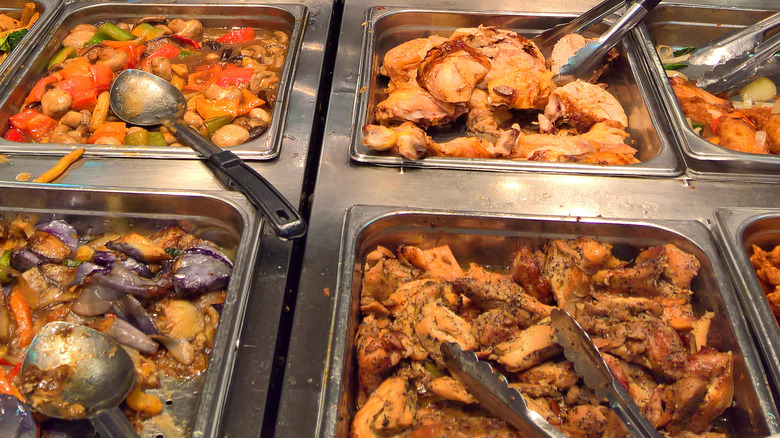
[346,6,682,177]
[0,1,307,161]
[320,205,779,437]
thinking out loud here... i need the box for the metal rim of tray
[347,6,684,177]
[0,183,262,438]
[0,1,308,161]
[319,205,779,438]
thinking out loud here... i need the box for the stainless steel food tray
[0,184,261,438]
[0,0,55,89]
[716,208,780,407]
[319,205,778,437]
[634,4,780,180]
[0,1,307,160]
[348,7,683,177]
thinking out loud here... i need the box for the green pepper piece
[423,360,444,378]
[133,23,165,40]
[673,46,695,57]
[62,259,82,268]
[178,49,198,58]
[664,63,687,70]
[123,129,149,146]
[85,22,137,46]
[48,46,78,69]
[0,250,11,268]
[147,131,168,146]
[691,122,705,130]
[0,251,12,283]
[204,116,234,136]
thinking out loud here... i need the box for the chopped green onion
[63,259,82,268]
[664,63,687,70]
[178,49,197,58]
[691,122,705,130]
[673,46,695,57]
[165,248,184,258]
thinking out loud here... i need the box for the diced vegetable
[131,23,164,40]
[204,116,234,136]
[664,63,687,70]
[216,27,255,44]
[8,286,33,348]
[216,66,254,88]
[195,97,239,120]
[33,148,85,183]
[88,121,126,144]
[147,131,167,146]
[9,109,57,140]
[0,29,28,52]
[740,77,777,103]
[178,49,197,58]
[124,129,149,146]
[3,128,25,142]
[84,22,137,46]
[184,65,222,91]
[673,46,695,57]
[48,46,78,69]
[237,88,264,115]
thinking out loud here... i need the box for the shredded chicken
[352,239,734,437]
[365,26,635,164]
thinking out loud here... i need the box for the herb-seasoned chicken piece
[412,402,520,437]
[561,405,627,438]
[516,361,579,392]
[452,277,555,317]
[542,80,628,133]
[492,319,561,373]
[352,376,417,438]
[415,301,477,365]
[417,39,491,103]
[429,376,477,404]
[380,35,449,85]
[397,245,464,281]
[375,83,467,128]
[542,237,616,312]
[361,245,420,307]
[509,242,553,304]
[356,314,413,406]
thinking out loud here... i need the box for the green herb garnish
[673,46,695,57]
[63,259,82,268]
[165,248,184,258]
[664,63,688,70]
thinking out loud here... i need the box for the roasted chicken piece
[542,237,615,312]
[492,319,561,373]
[508,121,637,164]
[362,122,431,160]
[509,242,553,304]
[380,35,449,85]
[716,116,770,154]
[352,376,417,438]
[417,39,491,103]
[356,314,413,405]
[542,80,628,133]
[466,88,513,135]
[397,245,464,281]
[361,245,420,307]
[375,83,467,128]
[428,376,477,404]
[750,244,780,319]
[548,34,589,75]
[670,76,734,126]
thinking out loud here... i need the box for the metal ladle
[109,69,306,240]
[22,322,138,438]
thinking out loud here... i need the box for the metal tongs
[533,0,626,57]
[441,342,566,438]
[550,309,662,438]
[694,18,780,94]
[554,0,661,85]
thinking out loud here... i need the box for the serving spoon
[21,322,138,438]
[109,69,306,240]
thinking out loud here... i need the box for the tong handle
[534,0,626,54]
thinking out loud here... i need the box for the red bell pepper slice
[3,128,25,142]
[216,27,255,44]
[216,66,254,88]
[141,43,182,69]
[58,57,93,80]
[171,34,201,49]
[25,74,60,106]
[184,65,222,91]
[57,76,98,110]
[89,63,114,91]
[9,109,57,141]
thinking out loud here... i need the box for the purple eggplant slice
[106,234,170,264]
[172,246,232,296]
[92,316,158,355]
[36,221,79,253]
[10,249,43,272]
[27,232,70,263]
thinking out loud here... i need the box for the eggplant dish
[353,239,733,437]
[362,28,637,165]
[3,16,288,148]
[0,216,232,433]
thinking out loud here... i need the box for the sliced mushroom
[150,57,172,81]
[136,16,167,26]
[168,19,202,40]
[41,89,72,119]
[60,111,88,129]
[203,84,241,101]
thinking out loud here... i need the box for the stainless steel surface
[0,184,261,438]
[0,0,53,90]
[23,322,139,438]
[688,11,780,66]
[557,0,659,84]
[350,7,682,176]
[533,0,625,57]
[0,1,306,160]
[697,31,780,93]
[23,322,135,419]
[633,3,780,179]
[277,3,780,437]
[441,342,566,438]
[316,206,777,437]
[715,208,780,408]
[551,308,661,438]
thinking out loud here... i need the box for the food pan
[319,205,778,437]
[716,208,780,406]
[0,184,261,437]
[0,1,306,160]
[0,0,52,87]
[349,7,683,177]
[634,4,780,179]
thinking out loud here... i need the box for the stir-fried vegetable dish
[0,216,233,432]
[353,239,734,437]
[4,16,288,148]
[656,44,780,155]
[362,27,637,165]
[0,3,38,63]
[750,244,780,320]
